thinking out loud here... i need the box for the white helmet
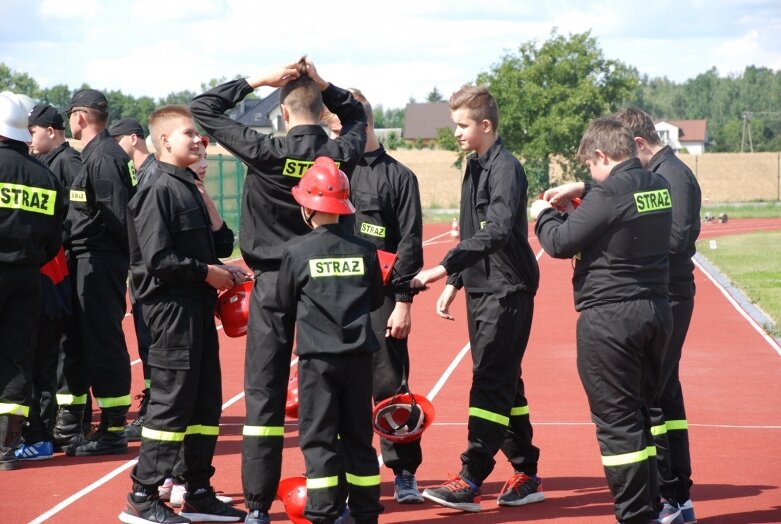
[0,91,32,142]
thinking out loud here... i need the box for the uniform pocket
[174,207,207,232]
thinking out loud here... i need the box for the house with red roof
[654,119,708,155]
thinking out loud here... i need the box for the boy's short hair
[279,56,323,119]
[348,88,373,127]
[614,107,662,146]
[449,84,499,133]
[577,117,637,164]
[148,105,193,152]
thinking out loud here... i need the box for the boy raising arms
[191,57,366,524]
[119,106,249,524]
[411,85,544,512]
[277,156,385,524]
[532,118,673,524]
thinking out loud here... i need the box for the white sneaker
[158,477,174,501]
[169,483,233,507]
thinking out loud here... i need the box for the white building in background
[654,119,709,155]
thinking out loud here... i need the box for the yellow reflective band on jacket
[243,425,285,437]
[0,403,29,417]
[95,395,132,408]
[666,419,688,431]
[510,405,529,416]
[309,258,365,278]
[601,445,656,467]
[634,188,672,213]
[0,182,57,215]
[128,160,138,186]
[346,473,381,487]
[141,427,186,442]
[469,407,509,427]
[650,424,667,436]
[306,476,339,490]
[70,189,87,202]
[185,424,220,436]
[56,393,88,406]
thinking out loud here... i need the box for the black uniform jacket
[276,224,384,357]
[40,141,81,207]
[0,140,65,267]
[128,160,227,301]
[535,158,673,312]
[350,146,423,303]
[648,146,701,299]
[190,79,366,271]
[441,138,539,296]
[135,153,157,188]
[66,129,136,258]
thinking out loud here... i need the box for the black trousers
[59,255,131,415]
[299,353,383,524]
[24,314,63,443]
[654,296,695,503]
[242,270,296,511]
[577,298,672,524]
[0,266,40,417]
[460,290,539,485]
[370,293,422,475]
[131,293,222,492]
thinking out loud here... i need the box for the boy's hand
[247,62,301,89]
[530,199,552,221]
[205,264,235,291]
[543,182,585,209]
[410,265,447,289]
[304,58,329,91]
[224,265,254,286]
[436,285,458,321]
[386,302,411,339]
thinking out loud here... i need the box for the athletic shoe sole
[395,492,425,504]
[177,511,243,522]
[117,511,189,524]
[497,491,545,506]
[422,491,481,512]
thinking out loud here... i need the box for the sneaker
[179,487,247,522]
[65,430,128,456]
[244,510,270,524]
[15,441,54,461]
[497,472,545,507]
[334,506,354,524]
[394,470,424,503]
[422,474,481,512]
[680,499,697,524]
[118,493,191,524]
[170,483,233,507]
[158,478,174,501]
[657,499,684,524]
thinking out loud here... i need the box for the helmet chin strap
[300,206,316,229]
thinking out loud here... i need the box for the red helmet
[215,280,253,337]
[291,157,355,215]
[372,392,435,444]
[277,476,309,524]
[285,366,299,419]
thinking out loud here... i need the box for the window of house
[658,129,669,144]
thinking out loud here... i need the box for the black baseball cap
[109,117,145,138]
[66,88,109,113]
[28,104,65,130]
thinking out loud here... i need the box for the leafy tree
[426,87,445,103]
[159,90,197,106]
[373,105,404,129]
[477,30,638,194]
[0,63,41,97]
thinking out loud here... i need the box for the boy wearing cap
[28,104,82,197]
[54,88,137,456]
[0,91,66,470]
[191,57,366,524]
[276,157,385,524]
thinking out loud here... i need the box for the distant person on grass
[119,105,249,524]
[532,117,673,524]
[411,84,544,513]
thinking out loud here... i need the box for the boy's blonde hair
[613,107,662,146]
[279,56,323,119]
[449,84,499,132]
[148,105,193,152]
[577,117,637,165]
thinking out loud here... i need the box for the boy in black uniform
[119,105,249,524]
[28,103,82,195]
[55,89,136,456]
[327,89,426,503]
[277,156,385,524]
[411,85,544,512]
[191,57,366,524]
[615,107,700,524]
[0,91,65,470]
[532,117,674,524]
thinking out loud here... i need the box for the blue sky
[2,0,780,109]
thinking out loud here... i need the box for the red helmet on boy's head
[292,157,355,215]
[215,280,253,337]
[277,476,308,524]
[372,392,435,444]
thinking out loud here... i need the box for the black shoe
[66,430,128,456]
[118,493,191,524]
[179,487,247,522]
[0,414,23,471]
[52,406,86,450]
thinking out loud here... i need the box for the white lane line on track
[693,256,781,358]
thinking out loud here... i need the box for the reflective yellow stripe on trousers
[601,446,656,467]
[55,393,87,406]
[243,426,285,437]
[666,419,688,431]
[346,473,381,487]
[306,476,339,489]
[468,407,509,426]
[95,395,132,408]
[0,403,29,417]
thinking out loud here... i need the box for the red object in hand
[215,280,253,337]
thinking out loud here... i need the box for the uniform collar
[609,157,643,176]
[647,145,674,172]
[361,145,386,167]
[80,128,112,163]
[287,124,329,137]
[472,137,504,170]
[40,141,70,164]
[157,159,198,185]
[0,139,31,155]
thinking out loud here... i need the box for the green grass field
[697,230,781,337]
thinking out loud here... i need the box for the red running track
[3,219,781,523]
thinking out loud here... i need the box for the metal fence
[205,154,244,233]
